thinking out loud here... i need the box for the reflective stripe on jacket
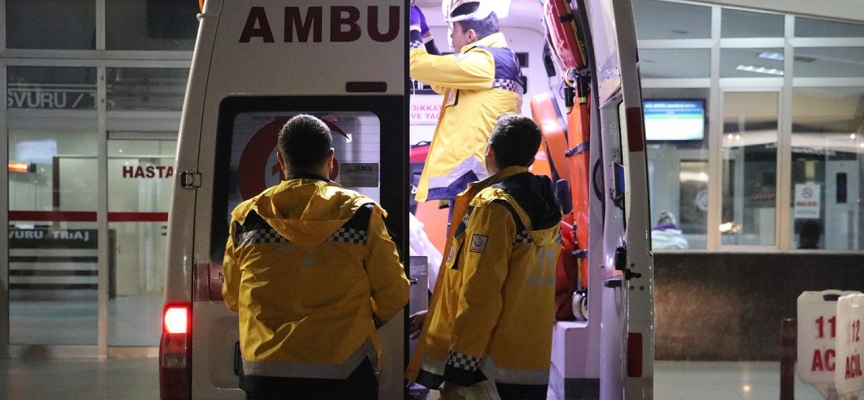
[406,167,563,387]
[223,177,409,379]
[409,29,524,201]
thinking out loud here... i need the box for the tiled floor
[0,358,839,400]
[9,295,162,346]
[1,358,159,400]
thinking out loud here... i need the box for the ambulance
[158,0,653,399]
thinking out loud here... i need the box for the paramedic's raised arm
[366,206,410,325]
[222,222,241,312]
[409,11,494,91]
[412,5,440,55]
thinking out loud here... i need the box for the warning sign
[340,163,379,188]
[794,183,821,219]
[410,94,443,125]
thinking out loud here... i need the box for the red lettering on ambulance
[330,6,361,42]
[240,7,275,43]
[368,6,400,42]
[284,7,322,42]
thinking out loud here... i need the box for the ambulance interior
[408,0,578,278]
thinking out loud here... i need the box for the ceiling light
[736,65,784,76]
[759,52,784,61]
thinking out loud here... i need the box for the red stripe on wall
[9,211,169,222]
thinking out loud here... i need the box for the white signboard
[836,294,864,397]
[795,183,821,219]
[409,94,443,125]
[799,291,863,399]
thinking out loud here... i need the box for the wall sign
[795,183,821,219]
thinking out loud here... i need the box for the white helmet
[442,0,510,22]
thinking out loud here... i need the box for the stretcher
[533,0,592,321]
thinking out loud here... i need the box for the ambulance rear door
[582,0,654,398]
[184,1,407,399]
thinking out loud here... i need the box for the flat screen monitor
[643,100,705,141]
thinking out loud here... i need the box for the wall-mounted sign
[795,183,821,219]
[7,84,97,110]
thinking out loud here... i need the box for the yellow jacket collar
[458,166,529,200]
[460,32,508,53]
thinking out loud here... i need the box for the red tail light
[160,302,192,400]
[627,332,643,378]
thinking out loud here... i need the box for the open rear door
[172,1,408,399]
[582,0,654,398]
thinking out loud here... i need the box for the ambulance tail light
[627,332,643,377]
[160,302,191,400]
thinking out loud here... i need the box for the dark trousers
[495,382,549,400]
[241,358,378,400]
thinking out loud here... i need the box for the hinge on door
[614,245,641,281]
[179,170,202,189]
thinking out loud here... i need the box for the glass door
[107,138,176,347]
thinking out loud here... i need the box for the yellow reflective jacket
[409,29,524,202]
[223,176,409,379]
[406,167,563,388]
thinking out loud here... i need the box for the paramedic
[406,115,563,400]
[409,2,524,223]
[222,115,410,400]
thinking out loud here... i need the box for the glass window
[106,0,198,50]
[795,17,864,38]
[640,49,711,79]
[720,48,785,78]
[8,67,97,111]
[107,68,190,111]
[721,9,784,38]
[793,48,864,78]
[644,88,710,250]
[6,0,95,49]
[209,96,405,261]
[632,0,712,40]
[9,129,98,345]
[790,87,864,250]
[721,91,779,246]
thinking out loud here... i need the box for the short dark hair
[277,114,332,172]
[489,114,542,168]
[450,3,499,39]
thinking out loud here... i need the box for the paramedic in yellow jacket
[222,115,409,400]
[410,2,524,217]
[407,115,563,400]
